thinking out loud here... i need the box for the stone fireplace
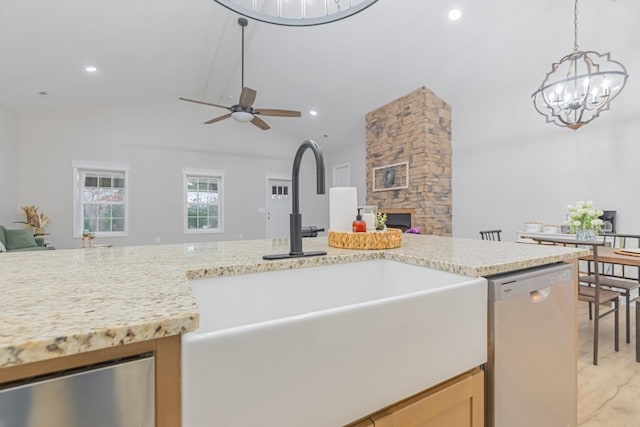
[365,86,452,236]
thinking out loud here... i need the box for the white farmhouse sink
[182,260,487,427]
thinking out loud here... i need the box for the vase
[576,229,597,241]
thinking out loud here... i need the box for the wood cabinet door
[370,369,484,427]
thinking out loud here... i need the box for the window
[72,161,129,238]
[183,168,224,234]
[271,184,289,199]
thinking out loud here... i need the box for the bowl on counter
[542,225,560,234]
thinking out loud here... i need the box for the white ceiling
[0,0,636,149]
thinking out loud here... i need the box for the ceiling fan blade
[179,97,231,111]
[255,108,302,117]
[238,87,257,107]
[251,115,271,130]
[204,113,232,124]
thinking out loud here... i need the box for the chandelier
[532,0,628,130]
[212,0,378,26]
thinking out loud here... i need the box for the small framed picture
[372,161,409,191]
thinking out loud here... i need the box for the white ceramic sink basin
[182,260,487,427]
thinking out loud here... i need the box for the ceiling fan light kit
[531,0,628,130]
[231,111,254,122]
[179,18,301,130]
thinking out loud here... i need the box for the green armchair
[0,225,55,252]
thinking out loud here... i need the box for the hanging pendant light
[532,0,628,130]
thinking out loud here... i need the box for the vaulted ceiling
[0,0,636,150]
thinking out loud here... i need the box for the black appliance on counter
[601,210,616,233]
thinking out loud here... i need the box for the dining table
[580,246,640,267]
[528,235,640,360]
[527,236,638,363]
[579,245,640,361]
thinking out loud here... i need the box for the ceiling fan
[180,17,301,130]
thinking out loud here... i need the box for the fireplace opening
[380,209,414,232]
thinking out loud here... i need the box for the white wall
[301,123,368,235]
[0,107,18,225]
[15,99,330,249]
[326,141,366,205]
[452,82,640,242]
[13,87,640,249]
[326,86,640,244]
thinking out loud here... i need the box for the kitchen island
[0,234,588,426]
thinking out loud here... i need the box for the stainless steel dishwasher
[0,354,154,427]
[486,262,576,427]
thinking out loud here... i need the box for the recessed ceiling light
[85,66,98,73]
[448,8,462,21]
[309,110,318,116]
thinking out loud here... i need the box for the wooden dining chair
[479,230,502,241]
[601,234,640,279]
[578,244,621,365]
[637,297,640,363]
[582,233,640,344]
[530,237,620,365]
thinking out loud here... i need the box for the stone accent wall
[365,86,452,236]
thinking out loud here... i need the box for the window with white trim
[183,168,224,234]
[72,161,129,238]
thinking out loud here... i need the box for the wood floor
[578,302,640,426]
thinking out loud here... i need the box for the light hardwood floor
[578,302,640,426]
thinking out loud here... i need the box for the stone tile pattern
[0,235,587,368]
[366,86,452,235]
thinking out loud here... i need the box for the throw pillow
[0,240,5,252]
[5,229,37,250]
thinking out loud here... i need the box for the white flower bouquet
[565,200,604,235]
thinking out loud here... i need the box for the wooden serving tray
[328,229,402,250]
[614,248,640,257]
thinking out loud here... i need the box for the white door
[333,163,351,187]
[267,178,292,239]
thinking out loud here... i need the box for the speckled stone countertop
[0,234,587,368]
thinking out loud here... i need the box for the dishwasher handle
[530,286,551,302]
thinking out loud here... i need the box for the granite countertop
[0,234,588,368]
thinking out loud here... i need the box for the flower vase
[576,229,597,241]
